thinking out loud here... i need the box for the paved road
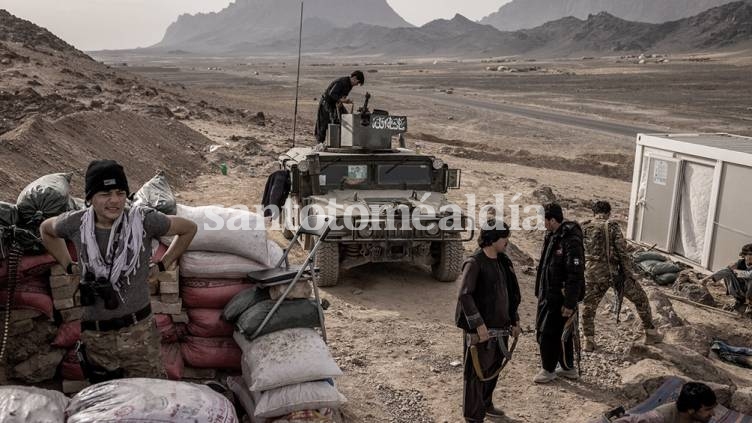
[389,89,667,138]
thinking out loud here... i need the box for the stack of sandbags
[633,251,683,286]
[65,378,239,422]
[168,205,283,378]
[229,329,346,422]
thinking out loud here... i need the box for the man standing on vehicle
[40,160,196,381]
[314,70,365,143]
[534,203,585,384]
[456,220,522,421]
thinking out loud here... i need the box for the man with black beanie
[40,160,197,382]
[456,220,522,422]
[314,70,365,143]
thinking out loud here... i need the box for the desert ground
[4,39,752,421]
[86,51,752,422]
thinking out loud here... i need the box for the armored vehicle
[279,96,472,286]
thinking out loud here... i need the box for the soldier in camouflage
[581,201,661,352]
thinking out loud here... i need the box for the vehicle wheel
[314,242,340,287]
[431,241,463,282]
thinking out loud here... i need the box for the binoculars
[80,272,120,310]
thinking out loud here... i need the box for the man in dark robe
[314,70,364,143]
[456,220,522,422]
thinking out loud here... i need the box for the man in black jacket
[314,70,365,143]
[534,203,585,384]
[456,220,522,422]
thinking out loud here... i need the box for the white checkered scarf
[80,205,146,302]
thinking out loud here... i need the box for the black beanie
[85,160,130,200]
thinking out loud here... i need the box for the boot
[644,328,663,345]
[583,337,597,352]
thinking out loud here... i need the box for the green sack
[133,172,177,215]
[633,251,667,263]
[651,262,681,276]
[223,286,270,323]
[237,299,320,339]
[16,173,73,227]
[638,259,662,274]
[0,202,17,227]
[655,272,678,286]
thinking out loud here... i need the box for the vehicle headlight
[432,158,444,170]
[426,223,440,236]
[298,160,310,172]
[358,227,373,238]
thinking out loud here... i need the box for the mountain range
[480,0,741,31]
[151,1,752,57]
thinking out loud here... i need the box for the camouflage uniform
[80,316,165,378]
[581,215,654,338]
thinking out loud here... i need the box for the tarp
[674,162,714,263]
[592,377,752,422]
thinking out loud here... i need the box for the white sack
[253,381,346,418]
[180,241,283,278]
[0,386,68,423]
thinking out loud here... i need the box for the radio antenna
[292,1,304,147]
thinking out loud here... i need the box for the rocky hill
[480,0,740,31]
[154,0,411,53]
[0,9,264,199]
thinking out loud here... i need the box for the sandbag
[181,277,254,308]
[254,381,346,419]
[0,385,69,423]
[163,204,270,263]
[235,328,342,392]
[0,286,54,319]
[16,173,73,227]
[270,280,312,301]
[0,253,58,281]
[655,273,678,286]
[223,286,270,323]
[236,299,320,339]
[10,346,65,383]
[227,376,267,423]
[180,250,273,279]
[52,320,81,348]
[134,172,177,215]
[161,343,184,381]
[180,336,241,370]
[187,308,234,338]
[650,262,681,276]
[155,314,178,343]
[0,201,17,227]
[633,251,668,263]
[60,349,85,381]
[637,259,662,274]
[66,378,239,423]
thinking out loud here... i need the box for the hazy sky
[0,0,508,51]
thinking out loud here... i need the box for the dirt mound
[0,9,84,56]
[0,111,211,200]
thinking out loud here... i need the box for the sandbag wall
[169,204,283,379]
[223,282,346,421]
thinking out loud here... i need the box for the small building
[627,133,752,271]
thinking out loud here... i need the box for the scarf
[80,205,146,303]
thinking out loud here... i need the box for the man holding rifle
[456,220,522,422]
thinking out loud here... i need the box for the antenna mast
[292,1,304,147]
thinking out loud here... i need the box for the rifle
[604,221,626,323]
[562,310,582,376]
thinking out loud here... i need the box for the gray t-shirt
[54,207,170,322]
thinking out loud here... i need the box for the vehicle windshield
[320,164,369,188]
[377,163,431,185]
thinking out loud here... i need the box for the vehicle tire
[314,242,340,287]
[431,241,463,282]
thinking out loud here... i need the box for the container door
[637,157,681,250]
[672,162,714,263]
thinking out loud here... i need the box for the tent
[627,133,752,271]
